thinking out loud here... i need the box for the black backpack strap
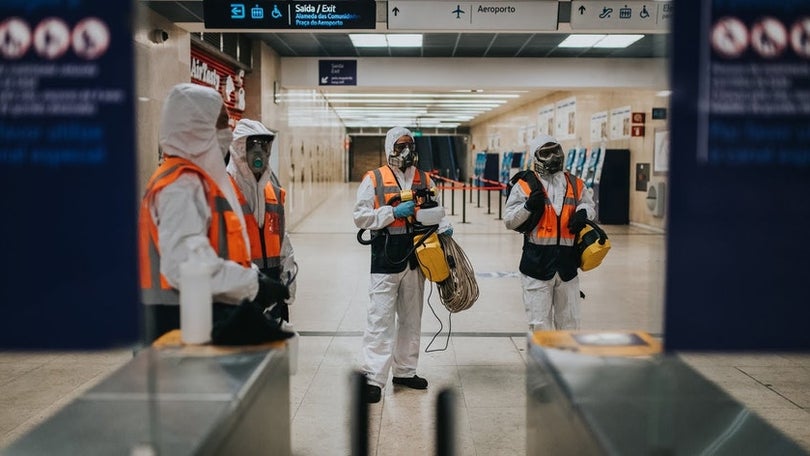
[565,172,578,202]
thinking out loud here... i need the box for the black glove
[568,209,588,234]
[524,190,546,213]
[253,271,290,310]
[211,301,294,345]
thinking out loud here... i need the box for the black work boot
[392,375,428,390]
[366,384,382,403]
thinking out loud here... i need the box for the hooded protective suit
[503,133,596,330]
[353,126,452,389]
[226,119,297,305]
[140,84,260,324]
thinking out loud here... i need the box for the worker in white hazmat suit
[138,83,290,343]
[226,118,297,322]
[353,126,452,403]
[503,133,596,331]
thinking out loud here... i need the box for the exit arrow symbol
[578,5,586,14]
[392,6,400,16]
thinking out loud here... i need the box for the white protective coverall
[226,118,297,304]
[353,126,452,388]
[148,83,259,304]
[503,133,596,330]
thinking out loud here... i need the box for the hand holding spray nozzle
[389,187,445,227]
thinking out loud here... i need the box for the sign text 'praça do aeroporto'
[203,0,376,30]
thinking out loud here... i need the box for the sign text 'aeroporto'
[388,1,558,31]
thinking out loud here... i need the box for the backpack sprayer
[356,186,478,313]
[357,187,450,282]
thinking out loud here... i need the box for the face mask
[216,128,233,159]
[533,143,564,176]
[388,143,416,170]
[247,145,269,174]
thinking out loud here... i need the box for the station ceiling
[143,1,671,129]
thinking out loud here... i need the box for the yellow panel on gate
[531,330,662,357]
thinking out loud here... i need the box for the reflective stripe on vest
[139,157,250,305]
[369,166,429,235]
[517,172,583,247]
[229,176,286,269]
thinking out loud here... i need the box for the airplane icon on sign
[452,5,465,19]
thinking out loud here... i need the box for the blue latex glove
[392,200,415,218]
[442,227,453,237]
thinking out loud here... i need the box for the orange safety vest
[517,172,583,245]
[229,175,286,270]
[139,156,251,305]
[365,166,431,273]
[368,166,430,235]
[517,172,584,281]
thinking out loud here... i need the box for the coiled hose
[434,233,478,313]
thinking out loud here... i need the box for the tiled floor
[1,182,808,455]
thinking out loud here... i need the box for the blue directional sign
[204,0,376,29]
[319,60,357,86]
[231,3,246,19]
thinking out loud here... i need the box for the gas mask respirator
[388,141,417,171]
[246,135,273,175]
[533,142,564,176]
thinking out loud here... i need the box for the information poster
[667,0,810,350]
[590,111,609,144]
[0,0,138,348]
[554,97,576,140]
[609,105,631,139]
[536,104,554,137]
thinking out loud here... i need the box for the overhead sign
[388,2,558,31]
[318,60,357,86]
[570,1,672,31]
[202,0,376,29]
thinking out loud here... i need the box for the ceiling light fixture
[558,34,644,49]
[349,34,423,48]
[558,34,605,48]
[593,34,644,48]
[386,34,422,47]
[349,34,387,47]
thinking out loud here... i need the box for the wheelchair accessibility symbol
[640,6,650,19]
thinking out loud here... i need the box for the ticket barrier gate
[3,332,292,455]
[526,330,807,456]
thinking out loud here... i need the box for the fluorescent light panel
[349,34,422,48]
[558,34,605,48]
[386,34,422,47]
[323,93,520,99]
[558,34,644,49]
[593,34,644,48]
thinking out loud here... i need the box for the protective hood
[226,118,280,226]
[528,133,557,157]
[384,126,414,158]
[159,83,248,246]
[529,133,564,176]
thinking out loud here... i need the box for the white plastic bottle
[179,243,215,344]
